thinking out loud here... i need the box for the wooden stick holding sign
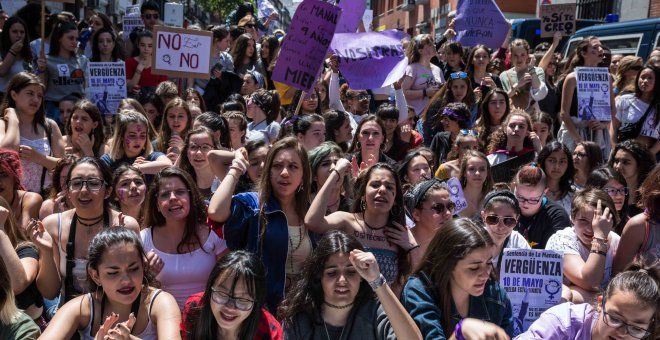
[151,25,213,79]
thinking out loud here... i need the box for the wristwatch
[369,274,387,291]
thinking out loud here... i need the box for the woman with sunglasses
[516,259,659,340]
[546,188,619,303]
[511,163,570,249]
[458,150,493,218]
[481,190,529,275]
[401,217,513,339]
[181,250,282,340]
[613,165,660,275]
[405,179,454,268]
[30,157,140,307]
[428,102,473,166]
[401,34,444,117]
[499,39,547,111]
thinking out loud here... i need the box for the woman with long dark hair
[608,140,656,216]
[537,141,576,214]
[90,27,123,62]
[0,17,33,96]
[63,99,106,157]
[231,33,263,77]
[572,141,602,188]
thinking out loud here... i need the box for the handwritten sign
[575,67,612,121]
[164,2,184,27]
[455,0,508,49]
[500,249,563,336]
[336,0,366,33]
[540,3,576,38]
[447,177,467,214]
[272,0,340,92]
[152,26,213,79]
[330,30,408,90]
[86,62,127,116]
[123,5,143,42]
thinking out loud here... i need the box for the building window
[576,0,621,20]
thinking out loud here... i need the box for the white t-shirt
[247,120,281,144]
[405,63,444,116]
[546,227,620,289]
[615,93,659,139]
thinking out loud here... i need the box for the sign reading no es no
[152,25,212,79]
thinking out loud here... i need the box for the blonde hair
[110,110,154,160]
[0,257,20,326]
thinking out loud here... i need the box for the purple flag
[330,30,409,90]
[272,0,340,92]
[455,0,508,49]
[335,0,366,33]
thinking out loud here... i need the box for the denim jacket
[401,273,513,340]
[223,192,313,312]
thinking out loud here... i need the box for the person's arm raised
[207,149,248,223]
[304,158,352,234]
[559,74,583,143]
[612,214,646,275]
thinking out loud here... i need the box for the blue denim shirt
[223,192,298,312]
[401,273,513,340]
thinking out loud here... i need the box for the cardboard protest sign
[86,62,127,116]
[455,0,509,49]
[330,30,408,90]
[123,5,143,41]
[447,177,468,214]
[500,249,563,336]
[575,67,612,121]
[272,0,340,92]
[335,0,367,33]
[152,26,213,79]
[540,3,577,38]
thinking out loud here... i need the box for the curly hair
[487,109,534,153]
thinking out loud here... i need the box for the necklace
[362,217,386,235]
[323,321,345,340]
[324,301,354,309]
[75,213,104,234]
[287,225,306,274]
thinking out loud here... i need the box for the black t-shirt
[515,198,570,249]
[15,245,43,310]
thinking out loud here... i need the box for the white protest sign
[500,249,563,336]
[363,9,374,32]
[447,177,467,214]
[152,25,212,79]
[86,61,127,116]
[575,67,612,121]
[164,2,184,27]
[123,5,143,41]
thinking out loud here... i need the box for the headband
[405,178,442,214]
[482,190,520,214]
[442,107,467,122]
[247,70,265,88]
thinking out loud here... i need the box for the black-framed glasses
[422,202,455,214]
[188,143,214,153]
[210,288,254,311]
[68,178,106,191]
[450,72,468,79]
[143,13,159,20]
[604,187,629,196]
[514,190,544,205]
[484,215,518,227]
[157,189,190,201]
[601,299,651,339]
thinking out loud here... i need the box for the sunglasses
[459,129,479,137]
[422,202,455,214]
[484,214,518,227]
[450,72,468,79]
[143,13,159,20]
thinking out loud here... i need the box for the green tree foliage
[198,0,255,22]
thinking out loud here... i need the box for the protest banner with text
[500,249,563,336]
[447,177,468,215]
[540,3,577,37]
[86,62,127,116]
[272,0,340,92]
[575,67,612,121]
[455,0,508,49]
[123,5,143,41]
[330,30,408,90]
[152,26,213,79]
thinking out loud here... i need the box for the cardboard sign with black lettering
[152,26,213,79]
[540,3,577,38]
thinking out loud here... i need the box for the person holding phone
[499,39,547,111]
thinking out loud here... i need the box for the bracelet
[368,274,386,291]
[231,158,247,174]
[406,244,420,253]
[592,236,608,244]
[8,50,16,57]
[228,166,245,176]
[590,249,607,256]
[330,168,342,179]
[454,319,465,340]
[227,172,240,181]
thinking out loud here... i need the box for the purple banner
[330,30,409,90]
[272,0,340,92]
[335,0,366,33]
[455,0,508,49]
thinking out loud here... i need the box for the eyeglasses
[459,129,479,137]
[514,190,544,205]
[605,187,629,196]
[422,202,455,214]
[210,288,254,311]
[68,178,106,191]
[143,13,159,20]
[352,94,371,101]
[157,189,190,201]
[484,215,518,227]
[601,299,651,339]
[450,72,468,79]
[188,143,214,153]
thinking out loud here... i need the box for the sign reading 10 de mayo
[151,25,212,79]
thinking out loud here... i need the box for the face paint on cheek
[116,187,127,201]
